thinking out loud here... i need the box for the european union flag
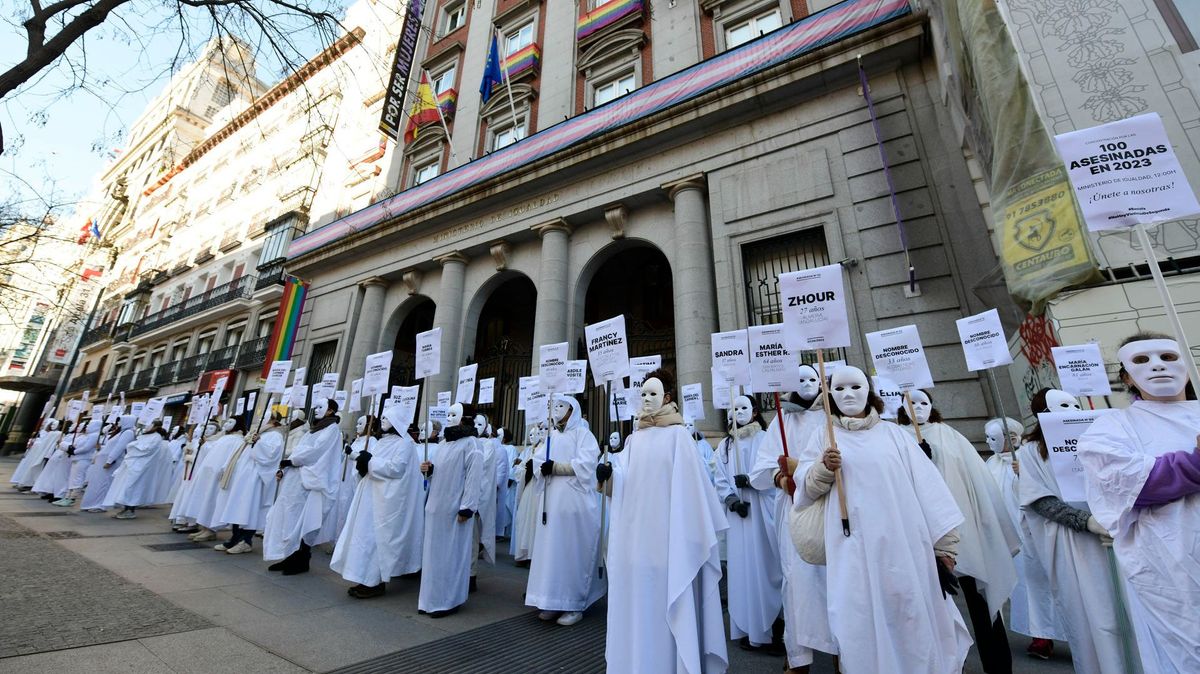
[479,34,504,105]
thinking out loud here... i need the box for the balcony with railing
[129,275,255,339]
[255,258,287,292]
[152,360,180,387]
[98,375,116,396]
[80,321,116,348]
[175,353,209,384]
[234,335,271,370]
[66,370,100,393]
[131,368,156,391]
[206,343,239,370]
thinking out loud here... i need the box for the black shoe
[399,571,421,580]
[469,576,478,593]
[268,560,288,571]
[428,606,460,619]
[281,557,309,575]
[349,583,386,599]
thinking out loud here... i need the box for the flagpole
[422,69,460,166]
[494,25,524,141]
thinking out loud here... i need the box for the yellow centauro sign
[1000,165,1098,309]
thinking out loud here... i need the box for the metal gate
[472,337,531,443]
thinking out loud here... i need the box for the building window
[170,340,188,361]
[593,70,636,106]
[741,227,831,327]
[256,313,277,338]
[413,160,440,186]
[307,340,339,385]
[724,6,783,49]
[504,21,535,57]
[224,322,246,348]
[213,80,237,106]
[431,63,457,95]
[441,1,466,36]
[1154,0,1200,52]
[197,330,217,354]
[490,117,526,151]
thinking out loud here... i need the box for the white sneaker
[51,498,75,507]
[556,612,583,626]
[189,529,216,542]
[84,507,106,513]
[225,541,253,555]
[114,510,136,520]
[537,610,561,621]
[213,542,231,551]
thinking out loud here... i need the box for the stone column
[530,219,572,368]
[431,252,468,397]
[665,174,719,430]
[343,277,388,398]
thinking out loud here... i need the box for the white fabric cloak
[795,421,971,674]
[32,436,73,497]
[905,422,1020,617]
[65,426,101,491]
[695,437,717,485]
[1017,440,1128,674]
[526,399,604,612]
[752,408,835,665]
[335,435,364,535]
[983,452,1065,640]
[181,432,245,529]
[165,436,188,503]
[496,441,515,537]
[104,432,167,507]
[331,432,424,586]
[1079,400,1200,674]
[11,429,61,487]
[510,442,540,561]
[475,438,500,566]
[605,423,729,674]
[418,433,483,612]
[214,429,285,531]
[81,424,135,510]
[263,422,343,560]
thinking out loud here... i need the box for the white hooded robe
[511,441,541,561]
[418,430,483,613]
[80,422,135,510]
[104,431,167,507]
[214,428,285,531]
[33,434,75,497]
[11,426,59,487]
[263,421,343,559]
[65,421,102,491]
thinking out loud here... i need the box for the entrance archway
[389,297,436,390]
[467,276,536,441]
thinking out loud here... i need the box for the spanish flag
[404,72,441,144]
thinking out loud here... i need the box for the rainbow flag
[405,72,441,144]
[577,0,643,41]
[261,276,309,379]
[504,44,541,79]
[436,88,458,118]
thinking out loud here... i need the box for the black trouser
[230,525,255,545]
[283,541,311,564]
[959,575,1011,674]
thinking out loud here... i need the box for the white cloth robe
[168,431,225,524]
[695,437,717,485]
[65,429,101,491]
[751,408,835,666]
[526,420,604,612]
[795,421,971,674]
[104,433,167,507]
[494,439,513,537]
[263,422,343,560]
[984,452,1066,640]
[214,429,285,531]
[81,429,134,509]
[605,423,729,674]
[1017,440,1128,674]
[331,432,424,586]
[165,437,187,503]
[183,433,246,530]
[904,422,1020,617]
[473,438,500,566]
[335,435,365,536]
[714,426,782,646]
[32,436,74,497]
[418,434,483,613]
[1079,400,1200,674]
[11,429,60,487]
[510,442,540,560]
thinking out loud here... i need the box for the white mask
[380,417,394,432]
[418,425,427,441]
[473,414,487,435]
[830,366,870,417]
[984,418,1021,454]
[49,419,59,431]
[356,416,367,435]
[608,431,621,449]
[641,377,666,414]
[221,418,236,433]
[732,395,753,426]
[445,403,462,428]
[497,428,506,443]
[552,400,571,424]
[1118,338,1189,399]
[684,419,695,435]
[908,390,932,425]
[797,365,820,402]
[1044,389,1082,411]
[204,423,218,438]
[528,426,542,445]
[313,399,329,419]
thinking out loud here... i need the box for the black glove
[734,474,750,489]
[508,479,516,488]
[524,459,534,484]
[935,556,960,598]
[355,451,372,477]
[457,508,475,520]
[67,446,75,456]
[733,500,750,518]
[540,460,554,476]
[596,462,613,483]
[421,463,434,478]
[279,458,293,469]
[919,440,934,460]
[344,444,353,456]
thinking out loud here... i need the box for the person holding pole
[1078,333,1200,673]
[105,418,169,519]
[12,418,60,491]
[1017,388,1128,674]
[793,366,969,674]
[179,417,246,541]
[511,423,544,565]
[79,420,125,512]
[596,368,729,673]
[470,414,500,593]
[526,394,604,627]
[336,415,378,535]
[53,416,103,507]
[170,421,219,533]
[212,410,286,554]
[32,419,75,500]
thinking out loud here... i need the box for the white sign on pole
[525,389,549,425]
[584,315,631,386]
[628,355,662,389]
[81,391,90,403]
[456,363,479,404]
[955,310,1013,371]
[292,367,307,388]
[264,360,292,393]
[779,264,851,351]
[247,392,257,413]
[1053,112,1200,231]
[66,400,83,423]
[518,376,538,411]
[162,415,173,431]
[349,379,363,412]
[711,329,751,386]
[290,384,309,409]
[865,325,934,392]
[539,342,569,391]
[478,378,495,405]
[129,402,145,421]
[564,360,588,394]
[321,372,340,390]
[211,376,229,410]
[681,383,705,421]
[1039,409,1115,502]
[1051,343,1112,396]
[609,386,631,420]
[415,328,442,379]
[139,398,165,425]
[234,398,246,416]
[429,406,448,430]
[334,390,348,412]
[437,391,452,408]
[363,350,392,396]
[313,383,336,406]
[747,324,802,393]
[395,385,420,427]
[712,368,737,410]
[872,375,904,420]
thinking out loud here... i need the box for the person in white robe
[496,428,515,538]
[264,399,342,575]
[212,412,286,554]
[1018,387,1128,674]
[336,416,374,535]
[81,414,136,508]
[597,368,729,674]
[714,395,782,651]
[179,418,246,540]
[983,417,1065,660]
[751,369,834,674]
[11,419,60,490]
[332,405,424,598]
[794,366,971,674]
[53,417,102,507]
[469,414,500,591]
[165,427,188,503]
[510,424,543,564]
[32,421,76,500]
[106,419,170,517]
[526,395,604,626]
[684,419,717,485]
[898,389,1020,673]
[169,422,221,532]
[418,403,483,617]
[1079,335,1200,674]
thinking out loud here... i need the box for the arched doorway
[390,297,436,390]
[581,244,675,434]
[467,276,536,442]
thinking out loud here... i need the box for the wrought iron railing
[207,344,239,370]
[80,322,116,347]
[129,275,255,338]
[67,370,101,393]
[175,353,209,384]
[98,376,116,396]
[255,259,287,291]
[234,335,270,370]
[131,368,156,390]
[152,360,180,387]
[113,372,133,393]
